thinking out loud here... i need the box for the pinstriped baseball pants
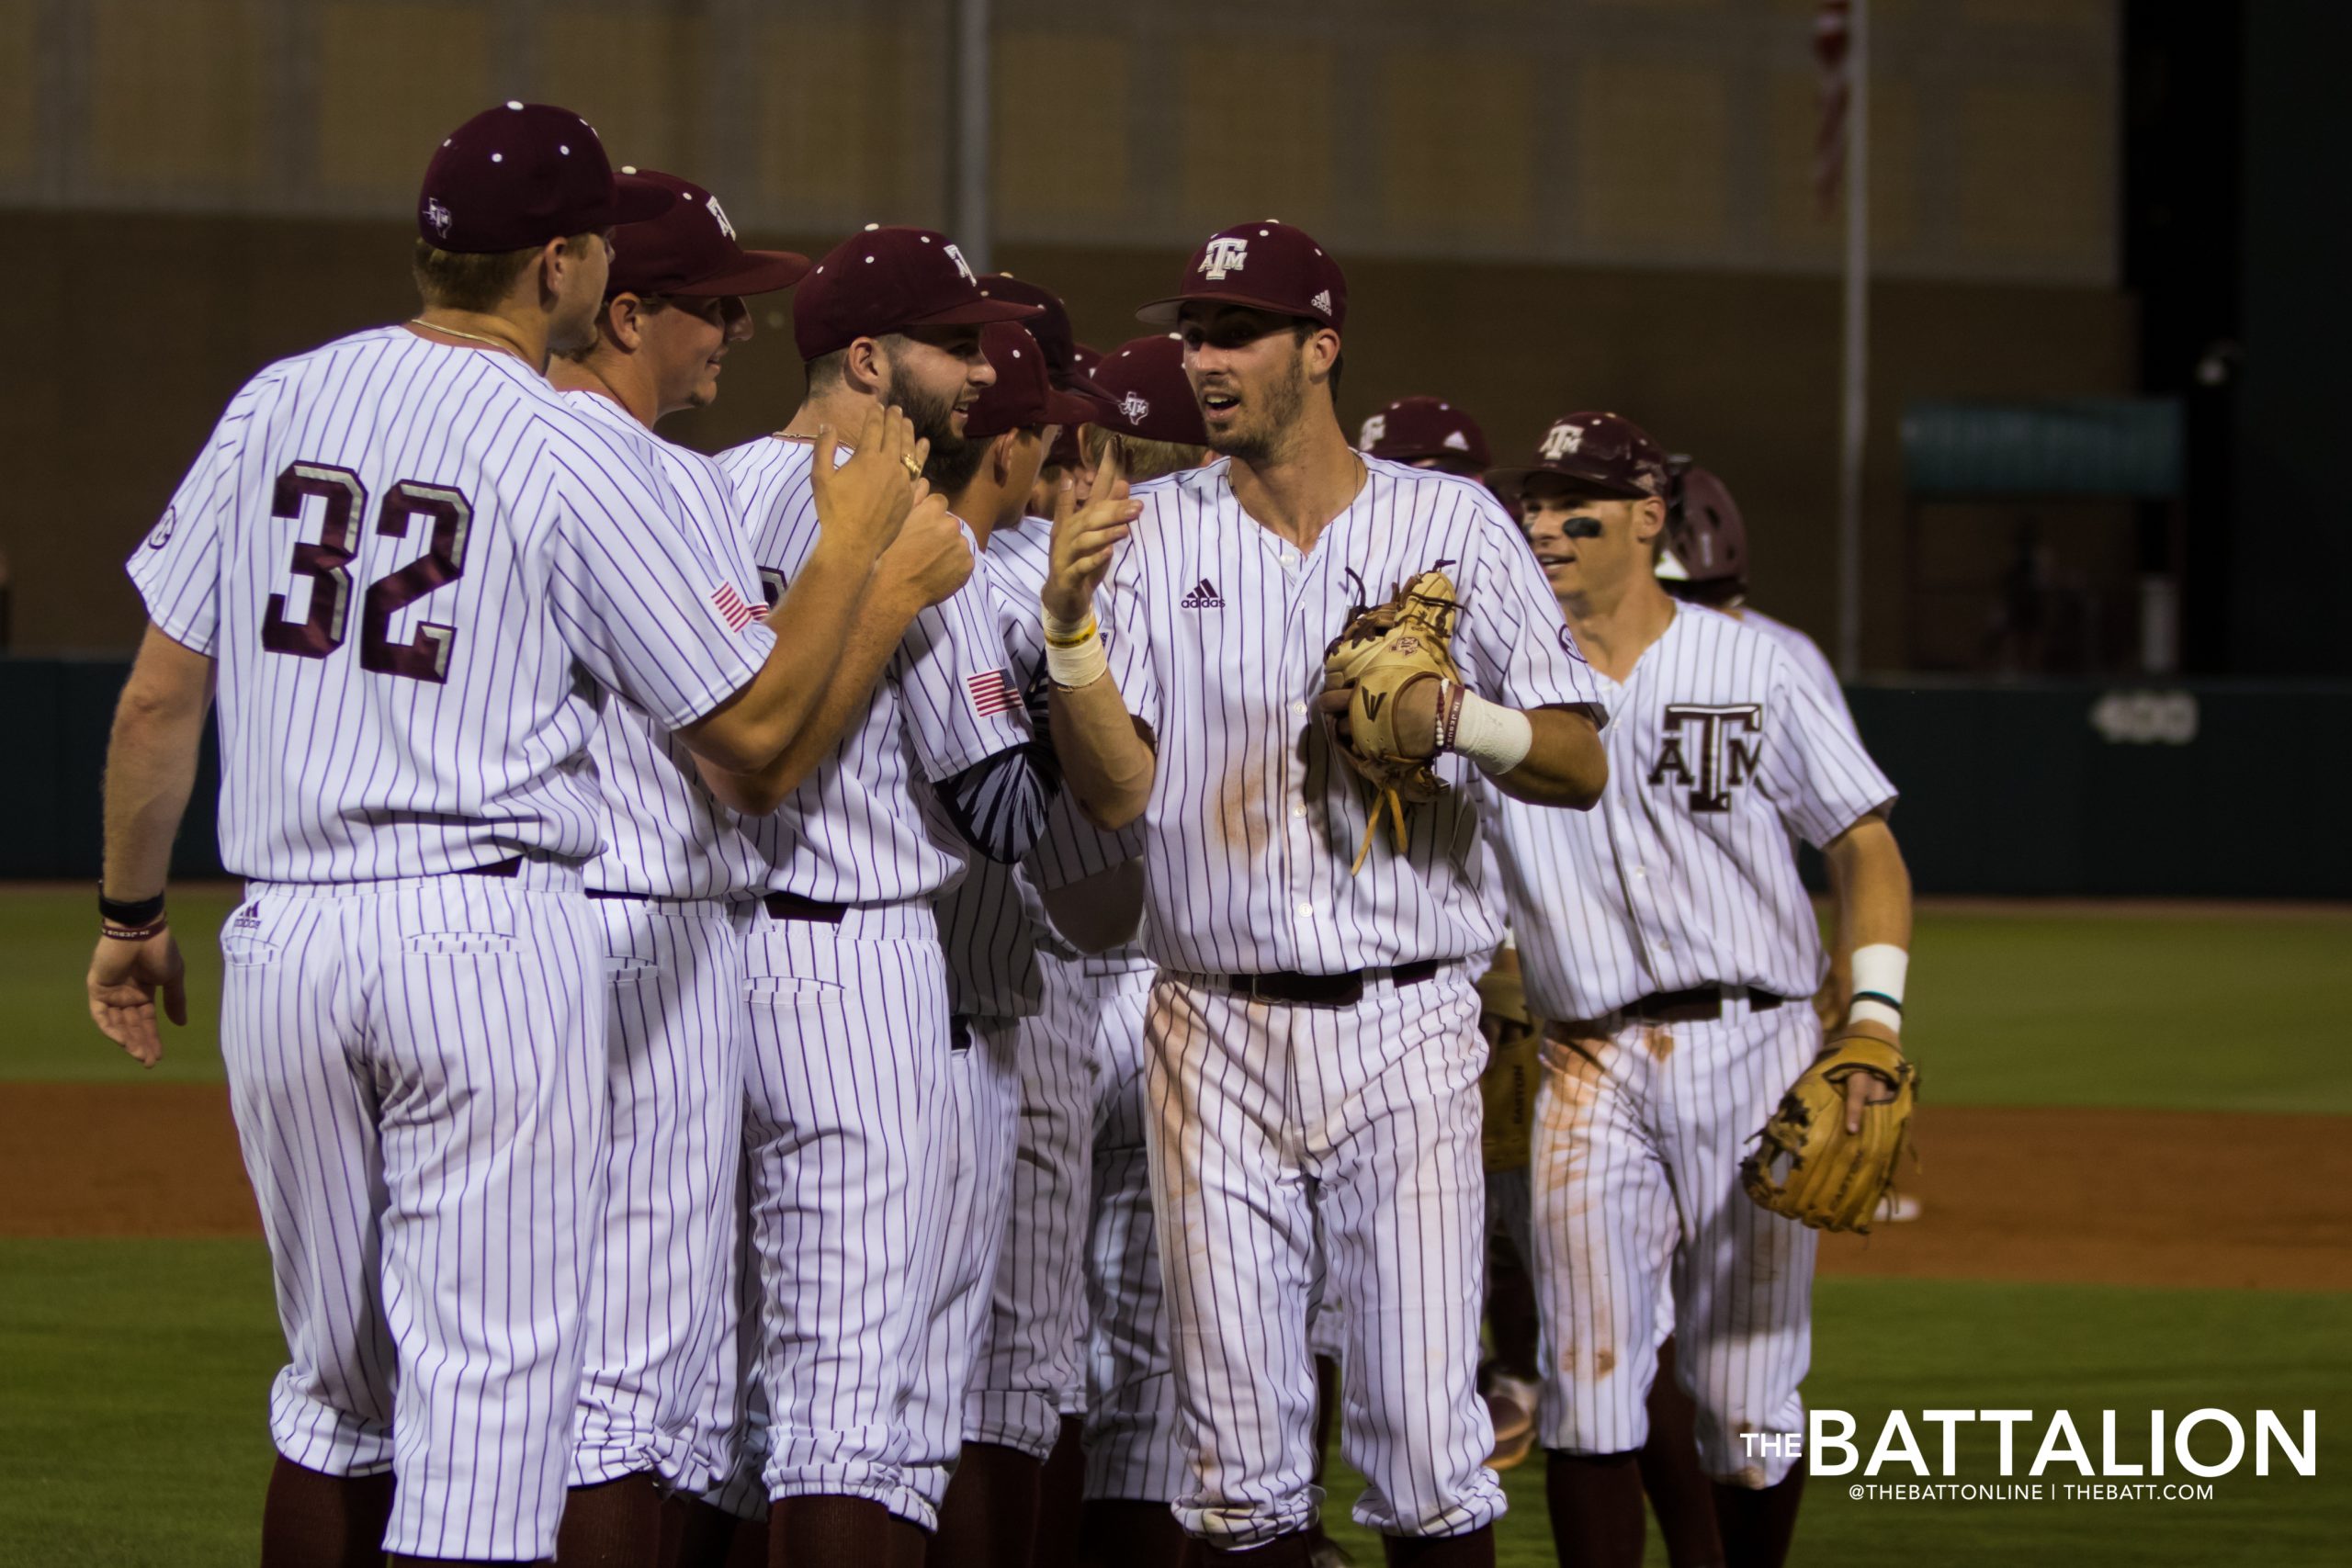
[904,1016,1023,1511]
[1078,961,1184,1504]
[220,863,606,1562]
[741,900,955,1528]
[966,975,1101,1461]
[1145,970,1506,1546]
[1530,996,1818,1486]
[570,896,752,1495]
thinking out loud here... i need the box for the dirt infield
[4,1086,2347,1292]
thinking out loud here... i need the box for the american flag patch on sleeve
[965,669,1018,719]
[709,581,762,633]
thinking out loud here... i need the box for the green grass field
[4,892,2349,1562]
[10,888,2351,1111]
[3,1243,2343,1567]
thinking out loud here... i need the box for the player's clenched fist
[810,403,929,558]
[1043,450,1142,624]
[874,491,974,612]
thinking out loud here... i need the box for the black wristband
[98,889,166,928]
[1849,990,1904,1013]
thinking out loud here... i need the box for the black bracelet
[98,888,166,928]
[1850,990,1904,1013]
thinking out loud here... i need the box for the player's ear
[989,432,1019,485]
[605,292,643,351]
[1633,497,1668,546]
[842,335,888,398]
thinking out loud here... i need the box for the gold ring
[901,455,924,479]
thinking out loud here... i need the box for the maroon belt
[1562,984,1783,1033]
[1213,960,1445,1008]
[763,892,850,925]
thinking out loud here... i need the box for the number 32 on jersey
[262,460,471,683]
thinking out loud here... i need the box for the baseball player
[1479,413,1915,1568]
[85,104,925,1567]
[904,320,1098,1566]
[1040,220,1611,1564]
[545,172,971,1565]
[713,224,1047,1563]
[1356,396,1492,479]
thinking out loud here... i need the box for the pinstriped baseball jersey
[1484,605,1894,1021]
[128,327,775,882]
[1099,456,1606,974]
[1740,607,1852,723]
[564,390,768,898]
[716,436,1022,902]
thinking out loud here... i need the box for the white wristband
[1043,607,1092,642]
[1847,943,1908,1030]
[1043,626,1109,689]
[1449,688,1533,775]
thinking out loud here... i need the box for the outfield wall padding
[1,659,2344,898]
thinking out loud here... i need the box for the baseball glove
[1741,1024,1918,1234]
[1322,570,1462,874]
[1477,961,1543,1174]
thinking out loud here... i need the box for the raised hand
[1044,449,1142,624]
[810,403,928,560]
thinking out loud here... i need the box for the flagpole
[1836,0,1870,679]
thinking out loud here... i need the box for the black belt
[1213,959,1445,1008]
[763,892,850,925]
[461,857,521,877]
[1603,984,1783,1028]
[585,888,708,904]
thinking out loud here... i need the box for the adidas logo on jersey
[1180,578,1224,609]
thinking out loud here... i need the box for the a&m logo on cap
[705,194,737,240]
[1121,391,1151,423]
[1540,420,1587,460]
[1359,412,1388,447]
[1201,236,1249,280]
[944,242,977,283]
[425,197,453,237]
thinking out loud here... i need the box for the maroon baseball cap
[1136,220,1347,332]
[1487,412,1672,503]
[1657,465,1749,590]
[977,276,1114,406]
[417,101,670,254]
[1091,333,1209,446]
[966,323,1101,439]
[793,225,1039,359]
[605,169,809,299]
[1358,396,1491,470]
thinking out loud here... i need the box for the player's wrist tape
[98,889,165,928]
[1443,685,1533,775]
[1042,612,1109,688]
[1043,613,1098,649]
[1845,943,1908,1031]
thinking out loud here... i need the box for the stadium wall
[6,657,2344,899]
[6,212,2132,667]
